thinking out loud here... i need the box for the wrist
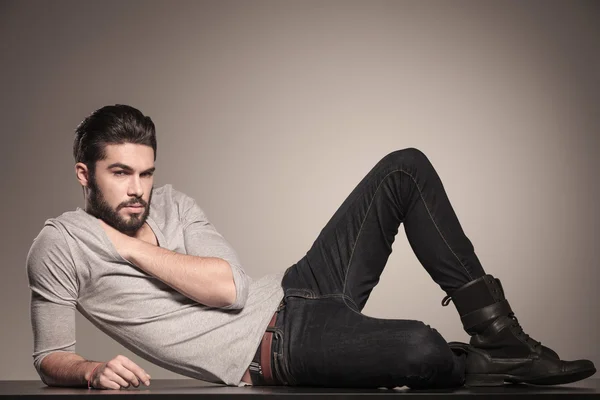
[124,237,156,265]
[87,362,103,389]
[118,234,140,262]
[122,235,147,263]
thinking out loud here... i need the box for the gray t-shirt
[26,184,285,386]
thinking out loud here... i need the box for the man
[27,105,596,390]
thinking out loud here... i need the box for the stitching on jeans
[401,168,473,281]
[341,168,473,309]
[310,293,358,304]
[282,350,295,385]
[272,330,295,386]
[285,288,316,299]
[288,292,359,309]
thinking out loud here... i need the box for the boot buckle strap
[479,315,514,338]
[461,299,513,333]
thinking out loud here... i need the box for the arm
[27,224,81,386]
[28,224,150,389]
[100,189,249,309]
[33,290,150,389]
[39,352,97,387]
[179,192,250,309]
[116,233,237,308]
[41,352,151,389]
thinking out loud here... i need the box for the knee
[381,148,431,171]
[405,323,451,367]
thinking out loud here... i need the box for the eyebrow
[107,163,156,174]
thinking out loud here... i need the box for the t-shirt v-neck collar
[75,207,165,262]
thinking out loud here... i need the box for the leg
[276,148,479,388]
[282,147,485,307]
[278,147,595,387]
[276,295,465,389]
[446,275,596,386]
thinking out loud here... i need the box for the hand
[89,355,151,390]
[97,219,133,260]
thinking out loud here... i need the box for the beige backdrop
[1,0,598,382]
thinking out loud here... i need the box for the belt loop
[277,298,285,312]
[261,312,278,385]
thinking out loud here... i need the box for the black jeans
[271,148,487,388]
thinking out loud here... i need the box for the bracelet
[87,363,103,389]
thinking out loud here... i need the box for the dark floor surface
[1,379,599,399]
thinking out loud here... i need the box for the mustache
[119,200,147,209]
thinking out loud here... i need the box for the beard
[87,171,153,234]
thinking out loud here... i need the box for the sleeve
[177,190,250,310]
[26,223,79,383]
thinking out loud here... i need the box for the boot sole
[465,366,597,387]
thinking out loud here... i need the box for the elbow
[224,299,246,311]
[222,280,238,308]
[39,374,54,387]
[221,263,249,310]
[222,280,247,310]
[35,356,51,386]
[35,363,53,387]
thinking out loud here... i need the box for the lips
[124,204,144,210]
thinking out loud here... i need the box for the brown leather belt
[242,311,278,385]
[259,312,278,385]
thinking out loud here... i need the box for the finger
[109,363,141,388]
[101,369,130,389]
[105,359,139,388]
[91,363,120,390]
[113,359,147,387]
[119,357,151,386]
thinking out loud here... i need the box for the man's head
[74,105,157,234]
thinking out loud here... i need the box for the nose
[127,175,144,198]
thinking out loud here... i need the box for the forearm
[124,239,236,307]
[40,352,101,387]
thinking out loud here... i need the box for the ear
[75,162,90,188]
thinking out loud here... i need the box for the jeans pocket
[284,288,316,299]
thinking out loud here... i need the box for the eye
[113,171,126,176]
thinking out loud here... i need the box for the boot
[442,274,596,386]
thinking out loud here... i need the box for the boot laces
[441,295,452,307]
[508,313,542,349]
[442,295,543,350]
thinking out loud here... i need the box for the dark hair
[73,104,157,170]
